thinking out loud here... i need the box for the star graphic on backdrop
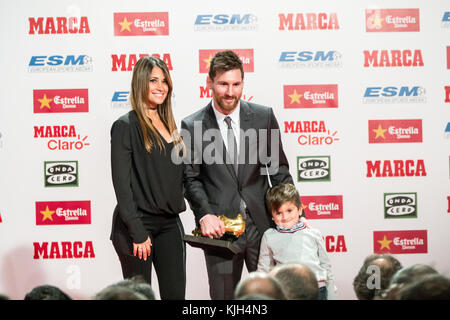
[40,206,55,221]
[377,235,392,250]
[119,17,133,32]
[204,54,213,70]
[370,15,384,29]
[38,94,53,110]
[288,89,303,104]
[373,124,387,139]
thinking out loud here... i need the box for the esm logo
[194,14,257,31]
[28,55,93,72]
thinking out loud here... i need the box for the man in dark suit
[181,50,294,300]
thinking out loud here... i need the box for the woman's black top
[110,110,185,243]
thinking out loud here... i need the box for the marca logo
[363,50,424,67]
[285,121,339,146]
[33,241,95,259]
[366,9,420,32]
[366,159,426,177]
[36,201,90,225]
[445,86,450,103]
[111,53,173,71]
[384,193,417,219]
[114,12,169,36]
[28,55,93,72]
[194,14,258,31]
[369,119,422,144]
[199,86,254,101]
[300,195,343,219]
[28,16,90,34]
[284,85,338,108]
[297,156,331,182]
[278,13,339,30]
[33,89,88,113]
[374,230,427,254]
[325,235,347,253]
[442,12,450,28]
[44,161,78,187]
[279,50,342,68]
[34,125,90,151]
[363,86,426,104]
[199,49,254,73]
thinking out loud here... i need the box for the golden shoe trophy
[185,213,246,255]
[192,213,245,238]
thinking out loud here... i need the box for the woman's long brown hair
[130,56,185,156]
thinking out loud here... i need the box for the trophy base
[183,234,239,255]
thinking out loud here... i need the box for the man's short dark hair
[234,272,286,300]
[353,254,402,300]
[208,50,244,81]
[271,263,319,300]
[398,274,450,300]
[24,285,71,300]
[115,275,155,300]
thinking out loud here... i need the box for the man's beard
[213,91,241,113]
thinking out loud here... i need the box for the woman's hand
[133,236,152,261]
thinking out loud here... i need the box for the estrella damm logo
[114,12,169,36]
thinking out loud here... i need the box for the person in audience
[257,183,335,299]
[234,271,286,300]
[397,274,450,300]
[24,285,71,300]
[113,275,156,300]
[270,263,319,300]
[93,285,148,300]
[353,254,402,300]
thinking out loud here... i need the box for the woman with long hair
[110,56,186,299]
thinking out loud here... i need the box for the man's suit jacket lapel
[238,101,253,184]
[204,102,238,182]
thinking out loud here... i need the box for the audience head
[94,275,155,300]
[24,285,71,300]
[397,274,450,300]
[270,263,319,300]
[234,271,286,300]
[353,254,402,300]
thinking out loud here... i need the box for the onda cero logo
[384,192,417,219]
[297,156,331,182]
[44,161,78,187]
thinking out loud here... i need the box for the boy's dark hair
[208,50,244,81]
[266,183,302,212]
[24,285,71,300]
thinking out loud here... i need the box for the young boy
[257,183,336,299]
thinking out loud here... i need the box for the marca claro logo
[364,50,423,67]
[300,195,343,219]
[284,85,338,108]
[33,241,95,259]
[278,12,339,30]
[33,89,88,113]
[114,12,169,36]
[285,121,339,146]
[194,13,258,31]
[111,53,173,71]
[363,86,426,104]
[34,125,90,151]
[374,230,427,254]
[36,201,90,225]
[28,55,93,72]
[44,161,78,187]
[199,49,254,73]
[369,119,422,144]
[278,50,342,68]
[366,8,420,32]
[384,193,417,219]
[28,16,90,34]
[297,156,331,182]
[366,159,426,178]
